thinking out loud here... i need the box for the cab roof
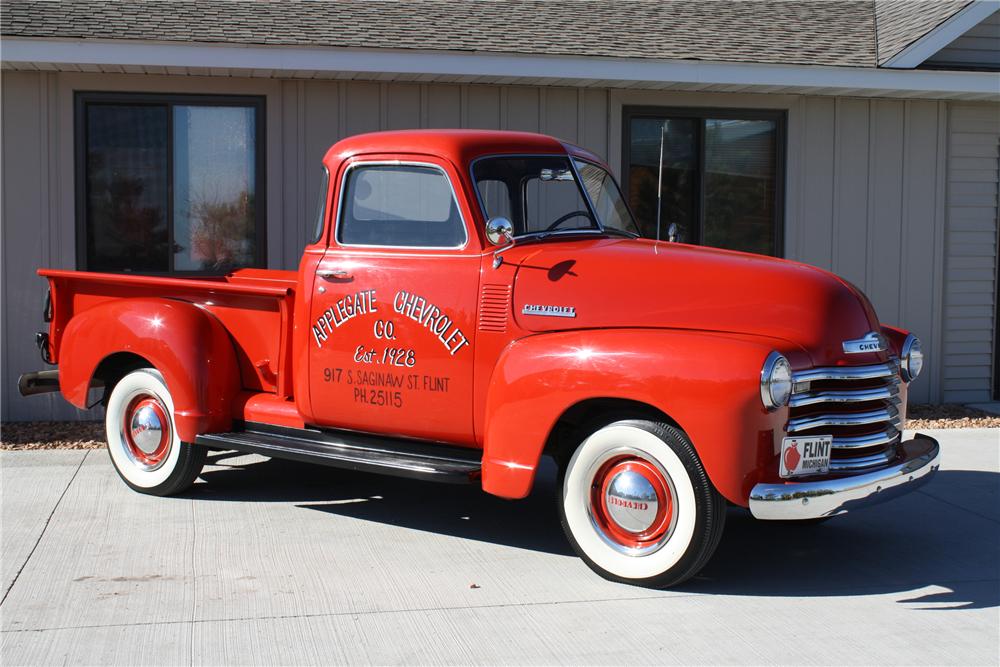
[322,129,604,170]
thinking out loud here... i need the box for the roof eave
[2,37,997,102]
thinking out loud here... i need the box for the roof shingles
[875,0,972,64]
[0,0,970,68]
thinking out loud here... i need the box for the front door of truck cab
[307,155,480,445]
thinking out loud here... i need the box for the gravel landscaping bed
[906,404,1000,430]
[2,405,997,450]
[1,421,105,450]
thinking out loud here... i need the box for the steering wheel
[545,210,594,232]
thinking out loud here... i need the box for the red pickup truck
[20,130,939,588]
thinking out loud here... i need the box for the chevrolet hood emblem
[843,331,887,354]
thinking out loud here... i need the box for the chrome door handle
[317,269,353,281]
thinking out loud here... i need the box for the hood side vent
[478,284,512,333]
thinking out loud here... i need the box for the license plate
[780,435,832,478]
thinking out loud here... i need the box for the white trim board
[883,0,1000,68]
[2,37,999,101]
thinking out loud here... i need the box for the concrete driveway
[2,428,997,666]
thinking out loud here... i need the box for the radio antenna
[656,121,665,242]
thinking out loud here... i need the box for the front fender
[58,298,240,442]
[481,328,793,505]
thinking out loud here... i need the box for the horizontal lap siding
[942,103,1000,403]
[792,97,947,404]
[926,10,1000,70]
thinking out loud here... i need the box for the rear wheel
[558,419,725,588]
[105,368,206,496]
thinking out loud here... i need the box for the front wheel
[105,368,206,496]
[558,419,726,588]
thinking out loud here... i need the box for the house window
[76,93,265,273]
[623,107,785,257]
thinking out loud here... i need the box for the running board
[195,422,482,484]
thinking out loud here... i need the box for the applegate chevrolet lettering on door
[20,129,939,588]
[312,288,378,347]
[393,290,470,355]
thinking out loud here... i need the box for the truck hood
[509,237,884,366]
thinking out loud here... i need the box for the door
[308,158,480,444]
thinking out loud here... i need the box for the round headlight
[901,334,923,382]
[761,351,792,411]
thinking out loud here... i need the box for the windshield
[473,155,638,238]
[573,159,640,235]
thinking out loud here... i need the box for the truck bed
[40,268,298,396]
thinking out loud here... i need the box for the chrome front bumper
[749,434,940,520]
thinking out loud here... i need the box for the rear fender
[481,329,792,505]
[58,298,240,441]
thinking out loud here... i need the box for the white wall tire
[105,368,206,496]
[559,419,726,588]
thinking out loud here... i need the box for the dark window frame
[74,91,267,275]
[621,105,787,257]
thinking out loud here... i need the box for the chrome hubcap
[604,469,660,533]
[129,403,165,455]
[121,394,171,470]
[587,449,677,556]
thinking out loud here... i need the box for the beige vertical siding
[280,81,610,268]
[790,97,951,404]
[0,71,83,420]
[1,72,996,420]
[926,10,1000,69]
[941,103,999,403]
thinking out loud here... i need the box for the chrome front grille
[788,361,903,473]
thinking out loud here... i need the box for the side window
[338,164,466,248]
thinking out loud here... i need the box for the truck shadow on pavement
[193,453,575,557]
[192,454,998,609]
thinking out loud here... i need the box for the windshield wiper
[514,231,555,242]
[599,228,640,239]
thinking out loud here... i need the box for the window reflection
[703,119,777,256]
[85,105,169,272]
[627,117,697,242]
[173,106,256,271]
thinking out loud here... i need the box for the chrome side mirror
[485,217,514,246]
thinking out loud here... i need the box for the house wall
[787,96,952,405]
[941,103,1000,403]
[2,70,996,420]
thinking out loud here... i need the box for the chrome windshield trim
[789,385,898,407]
[792,361,899,384]
[786,406,898,433]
